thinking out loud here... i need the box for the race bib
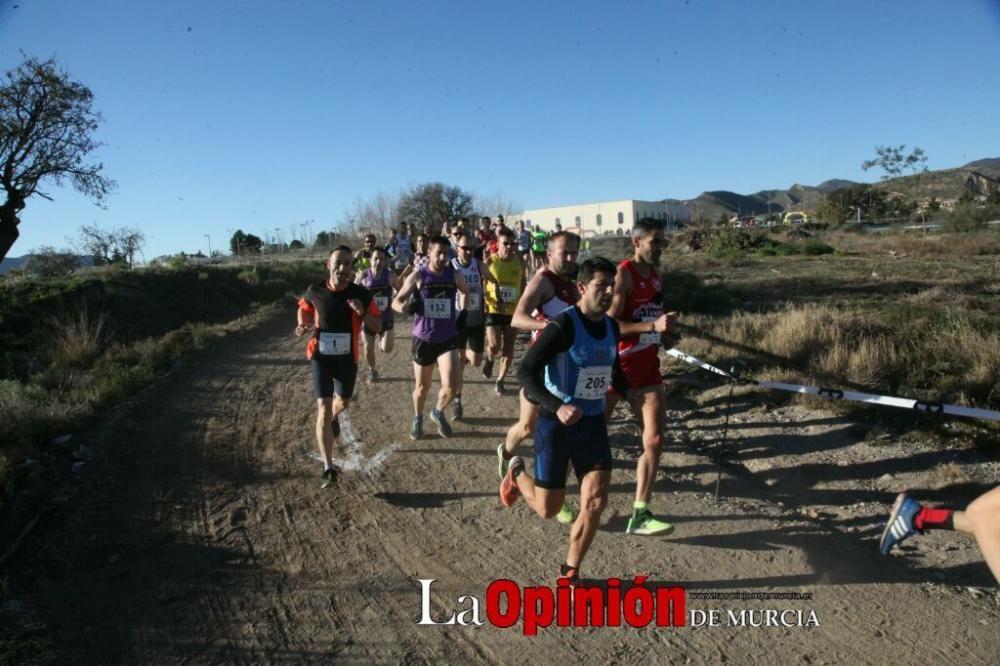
[424,298,451,319]
[573,366,612,400]
[318,332,351,356]
[466,292,481,309]
[639,316,661,345]
[499,286,517,302]
[374,295,389,312]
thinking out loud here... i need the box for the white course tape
[664,348,1000,423]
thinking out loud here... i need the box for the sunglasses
[458,245,475,251]
[501,242,514,247]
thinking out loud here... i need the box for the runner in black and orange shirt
[296,246,383,488]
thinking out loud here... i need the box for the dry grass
[672,302,998,410]
[47,307,107,369]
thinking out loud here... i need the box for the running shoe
[321,468,337,489]
[368,368,379,383]
[499,456,524,507]
[410,415,423,441]
[331,415,341,439]
[496,443,509,480]
[453,398,463,421]
[495,379,506,396]
[555,503,576,525]
[880,492,923,555]
[481,357,494,379]
[626,510,675,536]
[430,408,453,438]
[558,564,581,588]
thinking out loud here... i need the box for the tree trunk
[0,206,21,264]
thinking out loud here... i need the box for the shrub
[47,307,108,369]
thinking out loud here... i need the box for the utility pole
[204,234,212,258]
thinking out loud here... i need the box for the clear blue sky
[2,0,998,258]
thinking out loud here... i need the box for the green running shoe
[497,443,509,480]
[410,415,423,441]
[626,509,674,536]
[555,503,576,525]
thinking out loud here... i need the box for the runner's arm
[517,314,574,414]
[609,320,628,395]
[609,263,652,337]
[295,293,315,335]
[511,270,555,331]
[362,297,383,334]
[454,270,468,311]
[392,270,420,314]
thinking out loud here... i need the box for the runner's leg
[566,469,610,571]
[413,362,433,415]
[631,384,665,504]
[315,398,334,466]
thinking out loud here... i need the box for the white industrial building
[511,199,691,235]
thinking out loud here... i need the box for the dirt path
[9,310,999,663]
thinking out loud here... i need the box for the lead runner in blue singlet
[499,256,628,587]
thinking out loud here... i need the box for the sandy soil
[6,310,999,663]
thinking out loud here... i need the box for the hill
[664,157,1000,221]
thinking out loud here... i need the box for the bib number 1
[318,332,351,356]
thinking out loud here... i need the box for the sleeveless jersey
[531,231,547,252]
[484,255,524,315]
[617,259,663,359]
[451,256,485,327]
[543,307,617,416]
[394,236,413,268]
[361,268,394,325]
[413,265,458,343]
[531,269,580,343]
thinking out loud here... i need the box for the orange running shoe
[499,456,524,507]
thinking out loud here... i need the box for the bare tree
[342,189,402,235]
[0,55,116,262]
[75,224,144,267]
[474,191,522,219]
[398,182,475,232]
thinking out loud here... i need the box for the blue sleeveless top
[543,307,617,416]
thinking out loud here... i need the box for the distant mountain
[0,255,29,274]
[816,179,860,192]
[662,158,998,220]
[0,254,94,275]
[963,158,1000,169]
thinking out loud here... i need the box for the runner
[529,225,548,270]
[515,219,532,265]
[353,233,377,272]
[476,216,495,261]
[481,227,526,396]
[498,231,582,524]
[393,235,468,440]
[449,228,498,420]
[357,247,402,382]
[880,487,1000,584]
[605,218,678,536]
[295,246,383,488]
[500,257,627,585]
[388,222,414,272]
[399,232,430,280]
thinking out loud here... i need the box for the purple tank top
[413,265,458,343]
[362,268,394,324]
